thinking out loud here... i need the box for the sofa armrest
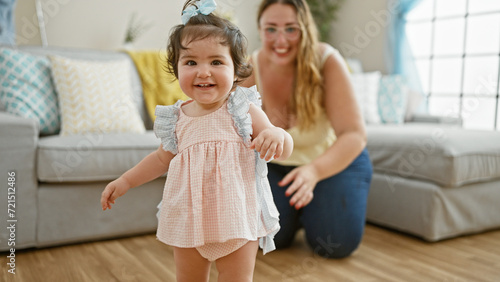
[0,111,39,251]
[407,113,463,126]
[0,111,40,135]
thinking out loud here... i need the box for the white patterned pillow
[378,75,409,124]
[0,48,60,134]
[50,56,145,136]
[350,71,382,124]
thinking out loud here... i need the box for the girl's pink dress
[153,86,280,261]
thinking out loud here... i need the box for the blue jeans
[267,148,373,259]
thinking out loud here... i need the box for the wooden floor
[3,224,500,282]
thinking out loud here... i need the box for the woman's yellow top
[251,45,338,166]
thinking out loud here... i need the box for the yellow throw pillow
[50,56,146,136]
[125,50,189,121]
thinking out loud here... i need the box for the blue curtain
[386,0,424,108]
[0,0,16,45]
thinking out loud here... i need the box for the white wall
[13,0,41,45]
[14,0,388,72]
[331,0,389,73]
[15,0,183,50]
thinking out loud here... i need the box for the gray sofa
[0,45,164,251]
[366,123,500,241]
[1,45,500,252]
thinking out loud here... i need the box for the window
[406,0,500,130]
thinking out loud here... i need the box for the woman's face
[259,3,301,66]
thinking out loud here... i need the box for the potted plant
[306,0,345,42]
[123,12,153,47]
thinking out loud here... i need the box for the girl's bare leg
[215,241,259,282]
[174,247,211,282]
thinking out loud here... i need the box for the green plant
[124,12,153,44]
[306,0,345,42]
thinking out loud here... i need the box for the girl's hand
[250,127,285,161]
[279,164,320,209]
[100,178,131,211]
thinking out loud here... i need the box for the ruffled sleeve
[255,153,280,254]
[227,86,262,145]
[227,86,280,254]
[153,100,183,154]
[241,85,262,108]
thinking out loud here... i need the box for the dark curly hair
[166,0,252,88]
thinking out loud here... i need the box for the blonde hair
[257,0,323,130]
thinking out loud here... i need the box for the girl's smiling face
[178,36,236,111]
[259,3,302,66]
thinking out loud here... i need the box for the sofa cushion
[377,75,408,124]
[37,131,160,182]
[350,71,382,124]
[50,55,146,136]
[1,45,150,127]
[0,48,60,134]
[367,124,500,187]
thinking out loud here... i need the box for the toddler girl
[100,0,293,281]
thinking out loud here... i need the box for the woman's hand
[279,164,320,209]
[250,127,286,161]
[100,177,131,211]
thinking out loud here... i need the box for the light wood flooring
[2,224,500,282]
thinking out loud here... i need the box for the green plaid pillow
[0,48,60,134]
[378,75,409,124]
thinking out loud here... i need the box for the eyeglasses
[262,25,301,40]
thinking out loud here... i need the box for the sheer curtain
[385,0,425,109]
[0,0,16,45]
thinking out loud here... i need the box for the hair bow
[181,0,217,25]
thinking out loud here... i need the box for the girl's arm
[249,103,293,162]
[100,146,174,210]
